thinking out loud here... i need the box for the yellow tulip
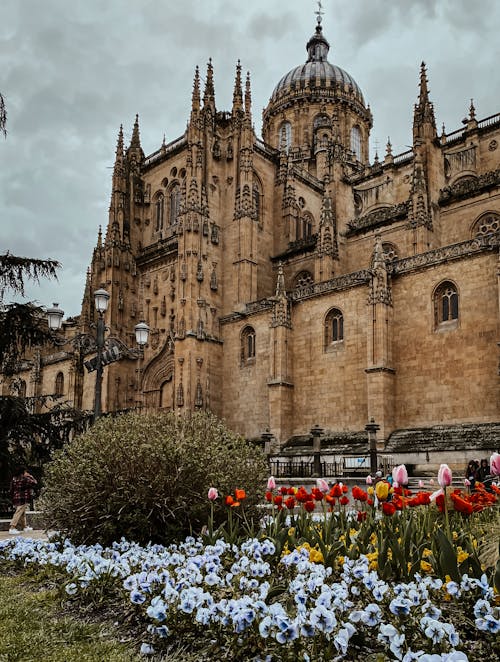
[375,481,389,502]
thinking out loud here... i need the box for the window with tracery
[253,176,263,226]
[350,125,362,161]
[293,271,314,288]
[154,192,164,231]
[241,326,256,364]
[55,372,64,397]
[472,212,500,238]
[434,281,459,328]
[295,213,313,241]
[324,308,344,349]
[278,122,292,151]
[169,183,181,226]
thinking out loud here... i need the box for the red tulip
[382,502,396,516]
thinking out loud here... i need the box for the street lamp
[47,292,149,422]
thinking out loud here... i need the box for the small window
[278,122,292,151]
[350,126,362,161]
[169,183,181,226]
[324,308,344,349]
[293,271,314,288]
[434,281,459,328]
[472,212,500,238]
[241,326,256,364]
[55,372,64,397]
[154,193,164,231]
[18,379,27,398]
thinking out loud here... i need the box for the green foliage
[41,410,268,546]
[0,573,139,661]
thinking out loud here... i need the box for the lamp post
[365,418,380,475]
[310,424,324,477]
[47,291,149,422]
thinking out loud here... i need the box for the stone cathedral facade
[9,18,500,456]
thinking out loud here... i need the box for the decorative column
[267,265,294,445]
[365,235,395,443]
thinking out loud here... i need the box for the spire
[127,114,145,162]
[203,58,216,112]
[191,66,201,114]
[232,60,243,114]
[244,71,252,117]
[413,62,437,142]
[97,225,102,248]
[130,114,141,149]
[114,125,124,166]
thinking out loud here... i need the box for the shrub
[41,411,268,546]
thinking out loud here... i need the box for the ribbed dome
[269,24,365,106]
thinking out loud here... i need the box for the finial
[275,262,286,297]
[385,137,392,157]
[469,98,476,120]
[315,0,324,26]
[97,225,102,247]
[244,71,252,116]
[191,65,201,113]
[232,60,243,112]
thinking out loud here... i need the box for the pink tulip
[267,476,276,490]
[316,478,329,493]
[207,487,218,501]
[418,480,424,488]
[392,464,408,486]
[464,478,471,487]
[490,452,500,476]
[429,478,435,485]
[437,464,453,488]
[365,475,373,485]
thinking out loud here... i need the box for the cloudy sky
[1,0,499,318]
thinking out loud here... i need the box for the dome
[269,23,365,107]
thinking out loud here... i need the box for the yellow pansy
[422,548,433,558]
[309,548,324,563]
[420,560,433,573]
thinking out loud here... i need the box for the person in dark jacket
[9,466,37,534]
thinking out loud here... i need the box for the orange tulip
[234,488,246,501]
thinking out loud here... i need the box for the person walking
[8,466,37,534]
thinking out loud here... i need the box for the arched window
[241,326,256,364]
[18,379,27,398]
[55,372,64,397]
[154,192,164,231]
[434,281,459,328]
[350,126,362,161]
[278,122,292,151]
[169,183,181,226]
[324,308,344,349]
[296,213,313,241]
[472,212,500,238]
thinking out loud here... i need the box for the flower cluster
[1,535,498,660]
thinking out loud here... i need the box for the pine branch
[0,302,54,371]
[0,92,6,138]
[0,252,60,299]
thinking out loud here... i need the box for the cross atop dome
[315,0,324,26]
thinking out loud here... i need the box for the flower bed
[0,460,499,661]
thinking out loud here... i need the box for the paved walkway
[0,529,50,542]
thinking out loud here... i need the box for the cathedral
[9,15,500,457]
